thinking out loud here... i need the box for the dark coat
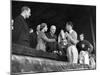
[12,15,30,46]
[29,32,37,48]
[76,40,93,53]
[46,32,57,52]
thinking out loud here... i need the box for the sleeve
[89,44,93,52]
[12,17,23,42]
[85,40,93,52]
[58,34,61,43]
[76,42,81,53]
[41,32,55,42]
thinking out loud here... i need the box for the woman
[36,23,56,52]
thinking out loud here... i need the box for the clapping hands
[65,32,71,39]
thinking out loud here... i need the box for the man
[77,34,93,53]
[12,6,31,47]
[77,34,93,65]
[46,25,57,53]
[65,21,78,63]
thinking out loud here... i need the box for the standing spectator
[12,6,31,47]
[65,21,78,63]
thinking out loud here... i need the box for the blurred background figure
[36,24,40,35]
[11,19,14,30]
[29,24,41,49]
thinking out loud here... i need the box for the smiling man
[46,25,57,53]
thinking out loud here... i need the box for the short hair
[66,21,73,27]
[21,6,30,12]
[50,25,56,29]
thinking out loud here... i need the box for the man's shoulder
[15,15,21,19]
[71,30,77,36]
[72,30,77,34]
[15,15,23,21]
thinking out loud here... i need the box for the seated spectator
[77,34,93,65]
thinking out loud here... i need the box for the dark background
[12,1,96,46]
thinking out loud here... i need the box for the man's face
[26,9,31,18]
[66,24,72,31]
[50,26,56,34]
